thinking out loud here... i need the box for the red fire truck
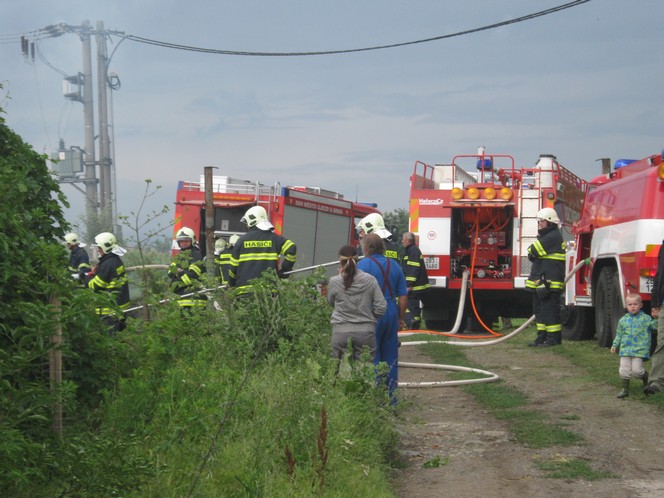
[563,150,664,346]
[408,148,586,331]
[172,175,380,275]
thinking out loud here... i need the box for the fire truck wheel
[561,303,595,341]
[594,267,621,348]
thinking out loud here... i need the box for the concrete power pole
[81,21,99,236]
[96,21,113,231]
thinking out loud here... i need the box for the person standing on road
[400,231,430,330]
[327,244,387,364]
[357,233,408,405]
[228,206,297,294]
[526,208,566,347]
[644,238,664,396]
[610,293,655,398]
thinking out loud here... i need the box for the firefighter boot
[528,330,546,347]
[617,379,630,399]
[542,332,561,347]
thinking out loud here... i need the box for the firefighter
[526,208,565,347]
[214,234,239,285]
[401,231,430,330]
[65,232,91,281]
[85,232,129,334]
[168,227,207,311]
[357,233,408,405]
[356,213,400,261]
[229,206,297,294]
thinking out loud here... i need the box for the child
[610,294,657,398]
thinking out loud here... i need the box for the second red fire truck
[172,175,381,276]
[563,150,664,346]
[408,148,587,331]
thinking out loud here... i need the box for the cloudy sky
[2,0,663,232]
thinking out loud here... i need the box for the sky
[2,0,664,236]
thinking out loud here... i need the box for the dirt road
[393,335,664,498]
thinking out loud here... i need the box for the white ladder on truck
[518,188,541,277]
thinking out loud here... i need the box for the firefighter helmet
[356,213,392,239]
[65,233,80,245]
[214,238,227,254]
[537,207,560,224]
[176,227,196,243]
[94,232,117,253]
[241,206,273,230]
[228,234,240,247]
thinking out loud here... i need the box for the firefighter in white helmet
[526,207,565,347]
[86,232,129,333]
[64,232,91,281]
[213,235,238,286]
[168,227,207,311]
[229,206,297,294]
[356,213,400,262]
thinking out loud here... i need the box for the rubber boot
[543,332,561,346]
[642,371,649,386]
[528,330,546,347]
[617,378,630,399]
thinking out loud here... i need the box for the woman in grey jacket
[327,245,387,362]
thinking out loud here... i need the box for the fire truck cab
[172,175,380,277]
[564,151,664,346]
[409,149,586,331]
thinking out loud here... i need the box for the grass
[536,457,616,480]
[415,340,585,449]
[404,322,643,480]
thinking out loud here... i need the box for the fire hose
[397,259,588,388]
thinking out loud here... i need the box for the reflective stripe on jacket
[526,224,565,290]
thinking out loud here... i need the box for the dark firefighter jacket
[526,224,565,291]
[401,243,431,294]
[358,237,401,262]
[384,238,401,262]
[214,247,233,285]
[229,228,297,293]
[86,252,129,316]
[651,239,664,307]
[168,245,207,307]
[68,245,91,275]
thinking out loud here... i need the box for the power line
[122,0,591,57]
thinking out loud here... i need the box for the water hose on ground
[397,259,587,388]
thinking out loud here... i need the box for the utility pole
[23,21,124,238]
[96,21,113,231]
[81,21,99,236]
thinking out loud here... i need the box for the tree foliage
[383,208,410,238]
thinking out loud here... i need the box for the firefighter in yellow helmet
[526,208,565,347]
[228,206,297,294]
[168,227,207,311]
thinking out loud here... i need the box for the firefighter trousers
[532,291,562,344]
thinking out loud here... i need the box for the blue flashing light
[476,158,493,170]
[614,159,636,169]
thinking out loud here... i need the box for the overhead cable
[123,0,591,57]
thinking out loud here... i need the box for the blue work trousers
[374,302,399,404]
